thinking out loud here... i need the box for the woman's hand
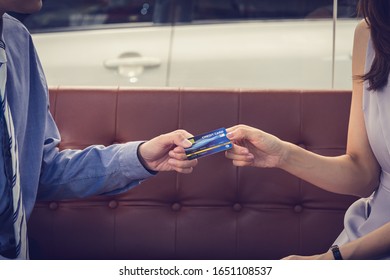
[225,124,288,168]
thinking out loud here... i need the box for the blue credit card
[185,128,233,160]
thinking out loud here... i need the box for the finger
[226,144,254,161]
[229,143,250,155]
[226,125,257,143]
[174,166,194,174]
[226,145,254,164]
[225,152,254,163]
[168,158,198,169]
[226,126,237,134]
[231,159,253,167]
[281,255,304,260]
[170,144,193,161]
[169,149,189,160]
[166,130,193,148]
[226,128,245,142]
[226,124,245,134]
[172,146,186,153]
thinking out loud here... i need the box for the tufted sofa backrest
[28,87,357,259]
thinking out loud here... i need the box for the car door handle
[104,53,161,69]
[103,52,162,80]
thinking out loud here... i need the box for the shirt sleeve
[37,110,155,201]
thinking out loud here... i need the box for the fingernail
[226,132,233,139]
[182,139,192,147]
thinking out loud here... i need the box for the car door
[23,0,173,87]
[168,0,359,90]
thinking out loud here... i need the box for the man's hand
[138,129,198,173]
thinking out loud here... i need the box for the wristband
[330,245,343,260]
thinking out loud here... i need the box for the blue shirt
[0,14,154,258]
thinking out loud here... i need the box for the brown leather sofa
[27,87,358,260]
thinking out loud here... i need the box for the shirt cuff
[136,141,158,175]
[119,141,157,179]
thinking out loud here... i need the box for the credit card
[185,128,233,160]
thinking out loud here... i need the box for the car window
[176,0,358,23]
[190,0,333,21]
[337,0,359,18]
[13,0,359,33]
[17,0,159,32]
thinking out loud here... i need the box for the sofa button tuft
[49,202,58,210]
[108,200,118,209]
[171,203,181,211]
[233,203,242,212]
[294,205,303,213]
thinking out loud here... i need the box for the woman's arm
[281,20,380,197]
[283,221,390,260]
[226,20,380,197]
[339,221,390,259]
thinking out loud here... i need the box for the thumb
[227,128,245,141]
[167,130,193,148]
[227,126,260,143]
[176,137,193,148]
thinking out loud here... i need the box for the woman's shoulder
[354,19,370,43]
[352,19,371,74]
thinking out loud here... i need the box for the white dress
[333,38,390,259]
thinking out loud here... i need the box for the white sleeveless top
[333,38,390,260]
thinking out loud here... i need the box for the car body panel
[15,0,359,89]
[32,25,172,87]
